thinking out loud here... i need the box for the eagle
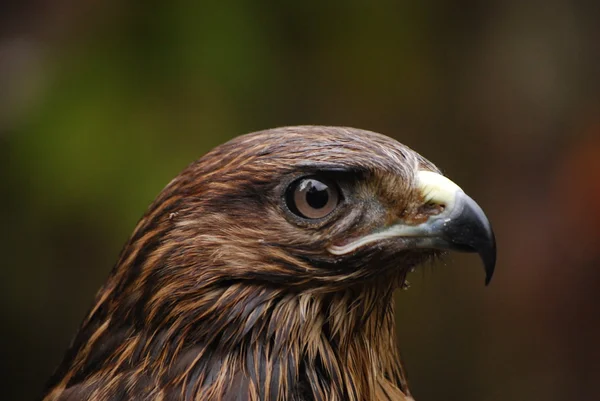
[41,126,496,401]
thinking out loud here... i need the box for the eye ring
[285,176,340,219]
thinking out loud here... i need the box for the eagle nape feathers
[42,126,496,401]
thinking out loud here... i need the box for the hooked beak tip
[441,191,497,285]
[483,248,496,286]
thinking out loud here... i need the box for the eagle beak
[414,171,496,285]
[328,171,496,285]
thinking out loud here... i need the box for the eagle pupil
[305,181,329,209]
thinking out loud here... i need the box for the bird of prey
[41,126,496,401]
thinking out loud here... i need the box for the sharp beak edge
[436,190,497,285]
[408,170,497,285]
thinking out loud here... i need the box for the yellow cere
[416,171,462,210]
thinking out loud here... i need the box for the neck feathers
[44,208,412,400]
[44,280,411,401]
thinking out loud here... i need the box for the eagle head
[43,126,496,401]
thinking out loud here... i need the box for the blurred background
[2,1,599,400]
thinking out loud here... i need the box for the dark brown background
[1,1,599,400]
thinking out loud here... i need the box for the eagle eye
[285,176,340,219]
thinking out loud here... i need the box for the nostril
[420,202,445,216]
[401,203,445,225]
[429,201,445,210]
